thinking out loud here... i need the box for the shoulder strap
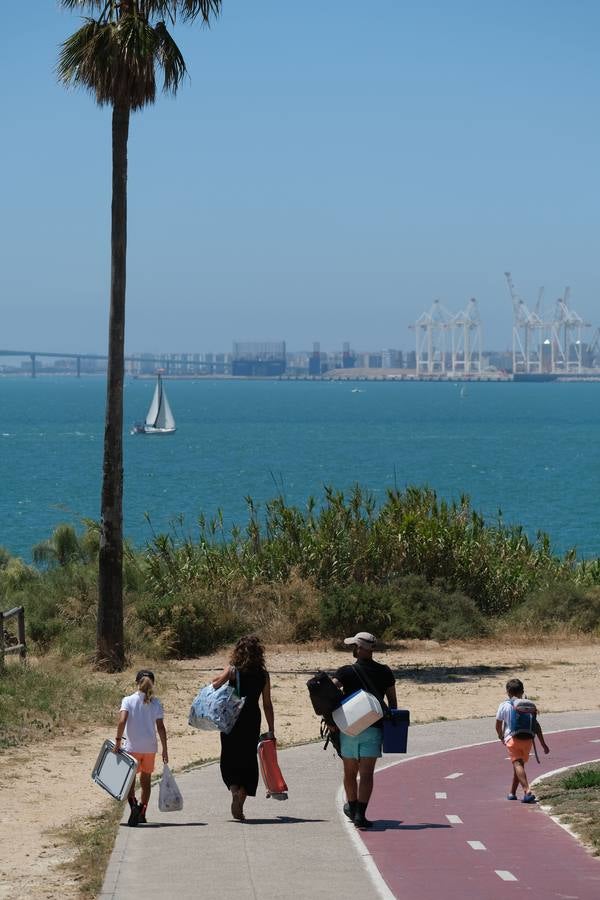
[232,666,242,697]
[352,663,389,715]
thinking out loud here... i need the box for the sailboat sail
[145,378,162,427]
[155,387,175,430]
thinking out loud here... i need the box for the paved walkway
[101,712,600,899]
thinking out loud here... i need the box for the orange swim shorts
[506,737,532,763]
[130,752,156,774]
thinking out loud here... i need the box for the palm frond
[154,22,187,94]
[178,1,222,23]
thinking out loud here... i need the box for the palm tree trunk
[97,102,130,671]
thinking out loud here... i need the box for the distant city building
[232,341,286,377]
[309,341,322,376]
[381,349,403,369]
[341,342,356,369]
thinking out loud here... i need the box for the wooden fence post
[0,610,5,673]
[17,607,26,661]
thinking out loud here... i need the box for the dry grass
[536,764,600,854]
[52,803,124,897]
[0,655,125,750]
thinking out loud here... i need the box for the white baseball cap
[343,632,376,649]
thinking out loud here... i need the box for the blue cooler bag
[383,709,410,753]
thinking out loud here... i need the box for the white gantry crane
[409,299,452,375]
[504,271,546,374]
[450,298,482,375]
[550,289,591,374]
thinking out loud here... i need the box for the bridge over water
[0,349,223,377]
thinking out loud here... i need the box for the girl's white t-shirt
[120,691,164,753]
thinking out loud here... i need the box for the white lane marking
[446,814,463,824]
[495,870,518,882]
[467,841,486,850]
[445,772,463,780]
[590,739,600,743]
[435,792,447,799]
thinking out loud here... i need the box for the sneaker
[128,802,141,827]
[521,792,537,804]
[507,793,518,800]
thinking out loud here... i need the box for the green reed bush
[8,485,593,661]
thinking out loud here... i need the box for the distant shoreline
[4,371,600,383]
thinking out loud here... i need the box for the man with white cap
[333,632,396,828]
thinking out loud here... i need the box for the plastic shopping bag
[158,765,183,812]
[188,670,245,734]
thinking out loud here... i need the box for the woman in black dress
[212,634,275,821]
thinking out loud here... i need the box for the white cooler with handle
[332,689,383,736]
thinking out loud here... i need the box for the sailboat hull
[140,426,176,435]
[131,424,176,435]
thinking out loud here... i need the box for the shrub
[238,576,322,643]
[320,583,394,638]
[430,592,490,641]
[134,589,243,658]
[319,576,489,642]
[387,576,488,641]
[516,582,600,633]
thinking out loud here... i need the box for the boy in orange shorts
[496,678,549,803]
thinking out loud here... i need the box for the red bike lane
[360,727,600,899]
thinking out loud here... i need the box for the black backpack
[306,671,342,722]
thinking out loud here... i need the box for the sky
[1,1,599,354]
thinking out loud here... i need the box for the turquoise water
[1,377,599,559]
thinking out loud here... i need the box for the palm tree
[32,523,83,568]
[57,1,221,671]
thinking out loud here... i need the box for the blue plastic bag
[189,671,245,734]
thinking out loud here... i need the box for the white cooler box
[332,689,383,736]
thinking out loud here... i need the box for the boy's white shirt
[496,698,515,743]
[120,690,164,753]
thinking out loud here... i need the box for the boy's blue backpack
[509,698,537,739]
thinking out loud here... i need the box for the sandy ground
[1,638,598,899]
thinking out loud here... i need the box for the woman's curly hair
[230,634,267,672]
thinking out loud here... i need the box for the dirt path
[1,639,598,899]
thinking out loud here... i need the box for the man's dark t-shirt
[334,658,395,729]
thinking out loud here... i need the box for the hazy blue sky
[2,1,599,354]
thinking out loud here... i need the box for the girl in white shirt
[115,669,168,826]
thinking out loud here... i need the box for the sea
[1,376,599,560]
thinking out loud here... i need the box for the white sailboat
[132,374,176,435]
